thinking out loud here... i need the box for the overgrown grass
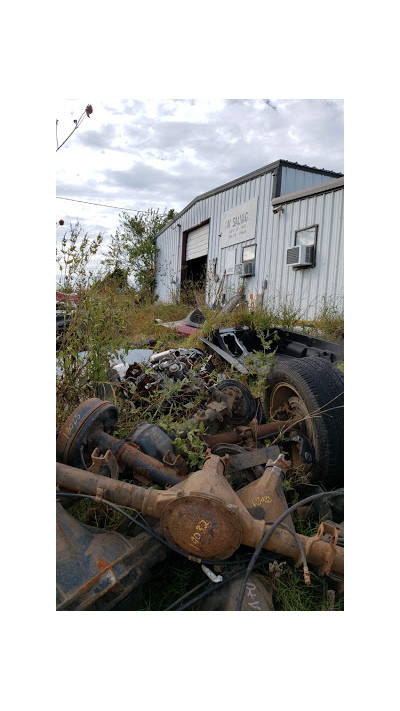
[197,298,343,344]
[270,568,344,611]
[135,556,344,611]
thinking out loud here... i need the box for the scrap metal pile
[56,328,344,611]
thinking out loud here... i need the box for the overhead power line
[56,196,154,214]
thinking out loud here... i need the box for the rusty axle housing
[56,453,343,576]
[56,398,185,486]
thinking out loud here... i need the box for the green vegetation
[56,237,344,610]
[102,208,177,301]
[196,298,343,345]
[56,220,103,292]
[271,568,344,611]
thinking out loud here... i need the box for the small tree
[103,208,177,300]
[56,220,103,292]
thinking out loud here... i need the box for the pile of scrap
[56,330,344,611]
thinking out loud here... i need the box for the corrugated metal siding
[156,225,181,302]
[156,170,343,319]
[156,171,276,303]
[186,223,209,260]
[280,166,339,196]
[266,187,344,319]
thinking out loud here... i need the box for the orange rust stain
[97,557,109,570]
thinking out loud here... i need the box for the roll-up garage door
[186,223,209,261]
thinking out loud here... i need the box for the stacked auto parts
[56,334,344,611]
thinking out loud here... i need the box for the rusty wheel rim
[56,398,118,466]
[269,383,315,469]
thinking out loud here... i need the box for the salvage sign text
[220,197,258,248]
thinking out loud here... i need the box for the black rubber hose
[173,555,279,611]
[176,568,248,611]
[165,579,210,611]
[166,551,278,611]
[236,489,344,611]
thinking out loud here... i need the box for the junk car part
[264,357,344,487]
[56,398,186,486]
[200,336,250,374]
[58,378,257,482]
[202,418,299,448]
[211,443,267,488]
[56,377,258,485]
[166,567,275,611]
[148,347,207,382]
[235,487,344,611]
[121,355,256,434]
[56,453,344,578]
[216,441,313,475]
[202,325,344,373]
[185,379,257,434]
[57,490,334,611]
[56,502,167,611]
[125,347,211,392]
[191,574,275,611]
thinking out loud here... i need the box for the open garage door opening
[181,222,209,305]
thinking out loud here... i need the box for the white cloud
[56,98,344,251]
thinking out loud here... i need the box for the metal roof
[271,176,344,206]
[156,159,343,239]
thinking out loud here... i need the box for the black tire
[264,357,344,487]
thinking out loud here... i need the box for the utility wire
[56,196,156,214]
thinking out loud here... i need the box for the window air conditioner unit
[235,261,255,277]
[286,244,314,267]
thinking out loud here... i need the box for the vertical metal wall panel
[156,225,181,302]
[156,169,343,319]
[266,188,344,319]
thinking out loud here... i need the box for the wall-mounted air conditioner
[286,244,314,267]
[235,261,255,277]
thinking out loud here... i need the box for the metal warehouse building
[155,159,344,320]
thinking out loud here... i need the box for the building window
[294,225,318,267]
[242,244,256,262]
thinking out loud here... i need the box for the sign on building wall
[220,197,258,249]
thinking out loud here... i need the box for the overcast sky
[56,98,343,276]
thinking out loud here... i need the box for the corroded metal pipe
[202,419,298,448]
[94,430,184,486]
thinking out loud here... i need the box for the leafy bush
[56,220,103,292]
[102,208,177,301]
[56,281,133,426]
[313,297,344,341]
